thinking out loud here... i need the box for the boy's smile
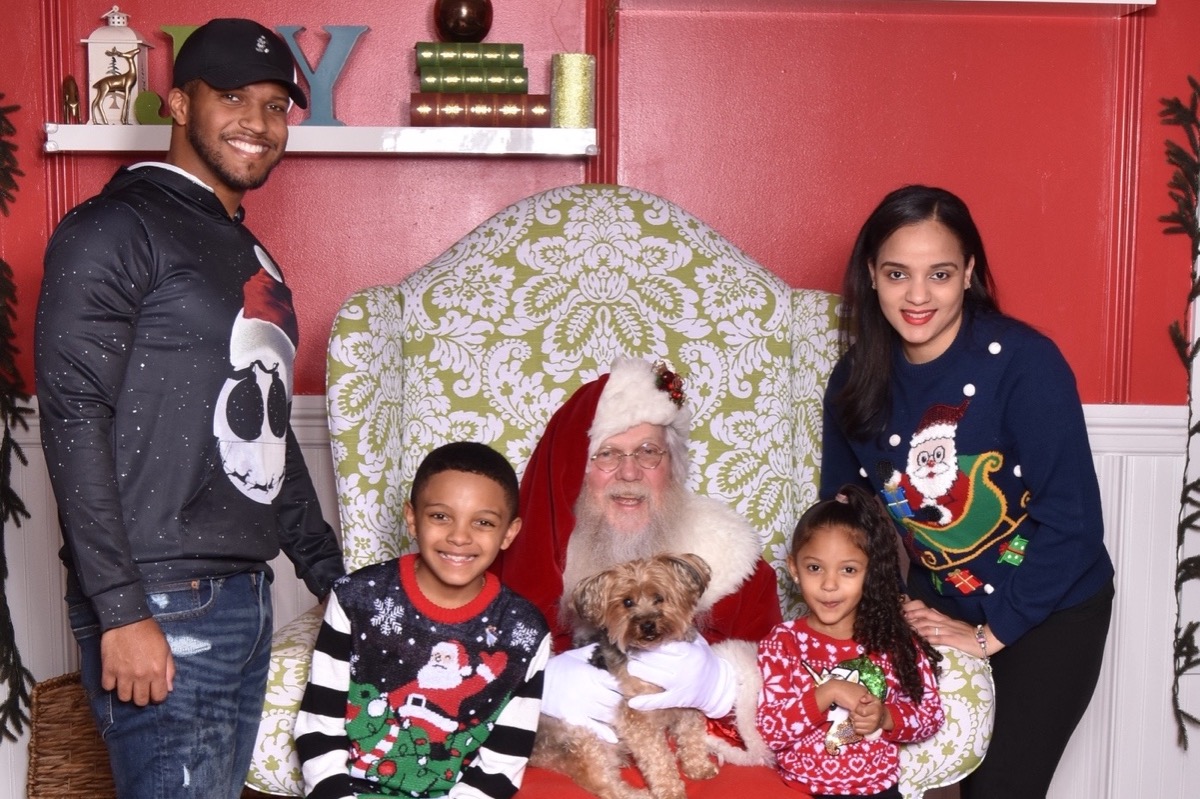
[406,470,521,609]
[168,81,291,217]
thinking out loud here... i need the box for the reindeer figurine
[90,47,139,125]
[62,75,81,124]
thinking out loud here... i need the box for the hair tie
[834,493,849,504]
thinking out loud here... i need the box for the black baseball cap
[173,18,308,109]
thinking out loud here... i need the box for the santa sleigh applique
[883,451,1027,579]
[877,400,1030,597]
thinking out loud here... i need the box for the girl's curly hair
[790,484,942,701]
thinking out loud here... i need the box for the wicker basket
[26,671,116,799]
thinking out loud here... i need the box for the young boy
[296,442,551,799]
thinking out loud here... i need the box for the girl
[756,485,943,799]
[820,184,1114,799]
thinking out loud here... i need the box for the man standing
[35,19,343,798]
[494,356,782,773]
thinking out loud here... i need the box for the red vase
[434,0,494,43]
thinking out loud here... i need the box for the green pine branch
[1169,322,1194,365]
[1164,75,1200,750]
[0,94,31,741]
[0,95,21,217]
[0,255,30,743]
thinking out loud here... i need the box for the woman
[819,185,1114,799]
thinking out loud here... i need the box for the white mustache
[606,487,649,501]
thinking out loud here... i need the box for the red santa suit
[492,358,783,776]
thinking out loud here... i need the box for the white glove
[541,644,622,744]
[626,638,737,718]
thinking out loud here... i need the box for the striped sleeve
[450,631,552,799]
[295,591,355,799]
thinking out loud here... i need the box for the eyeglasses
[590,445,667,472]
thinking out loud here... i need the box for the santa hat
[489,356,692,650]
[910,400,970,447]
[589,357,691,467]
[242,268,299,347]
[431,641,471,676]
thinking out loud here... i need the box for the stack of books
[410,41,550,128]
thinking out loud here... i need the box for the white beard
[559,481,686,629]
[416,662,462,690]
[909,458,957,501]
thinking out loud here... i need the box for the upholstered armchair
[245,184,992,798]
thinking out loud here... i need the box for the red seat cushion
[516,763,805,798]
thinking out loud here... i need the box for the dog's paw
[650,786,688,799]
[616,787,653,799]
[681,758,718,781]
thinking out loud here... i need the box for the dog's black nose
[639,620,658,637]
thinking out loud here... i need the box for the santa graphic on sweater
[885,400,970,526]
[387,641,508,744]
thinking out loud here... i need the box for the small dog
[531,553,719,799]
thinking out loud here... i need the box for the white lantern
[82,6,151,125]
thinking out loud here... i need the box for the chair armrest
[898,646,996,798]
[245,604,325,797]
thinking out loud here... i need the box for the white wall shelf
[43,123,599,157]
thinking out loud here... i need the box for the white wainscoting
[0,400,1196,796]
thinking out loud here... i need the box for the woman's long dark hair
[790,484,941,701]
[835,185,1000,439]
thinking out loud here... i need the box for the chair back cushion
[326,183,840,617]
[313,184,992,798]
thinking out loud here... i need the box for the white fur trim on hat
[588,357,691,457]
[909,400,969,447]
[909,422,957,447]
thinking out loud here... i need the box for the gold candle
[551,53,596,129]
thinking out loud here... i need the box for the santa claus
[387,641,508,744]
[889,400,971,526]
[493,356,782,776]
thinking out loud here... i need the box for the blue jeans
[69,572,273,799]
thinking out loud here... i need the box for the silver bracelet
[974,624,989,659]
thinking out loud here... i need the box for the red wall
[3,0,588,396]
[1,0,1195,404]
[614,0,1193,405]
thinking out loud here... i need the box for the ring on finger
[935,626,939,636]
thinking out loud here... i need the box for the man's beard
[187,125,276,192]
[564,480,688,588]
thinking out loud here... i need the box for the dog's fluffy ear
[572,569,614,626]
[661,553,711,597]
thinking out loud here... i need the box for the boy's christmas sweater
[297,554,551,799]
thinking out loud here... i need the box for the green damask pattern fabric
[247,184,992,797]
[247,607,322,794]
[898,647,996,798]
